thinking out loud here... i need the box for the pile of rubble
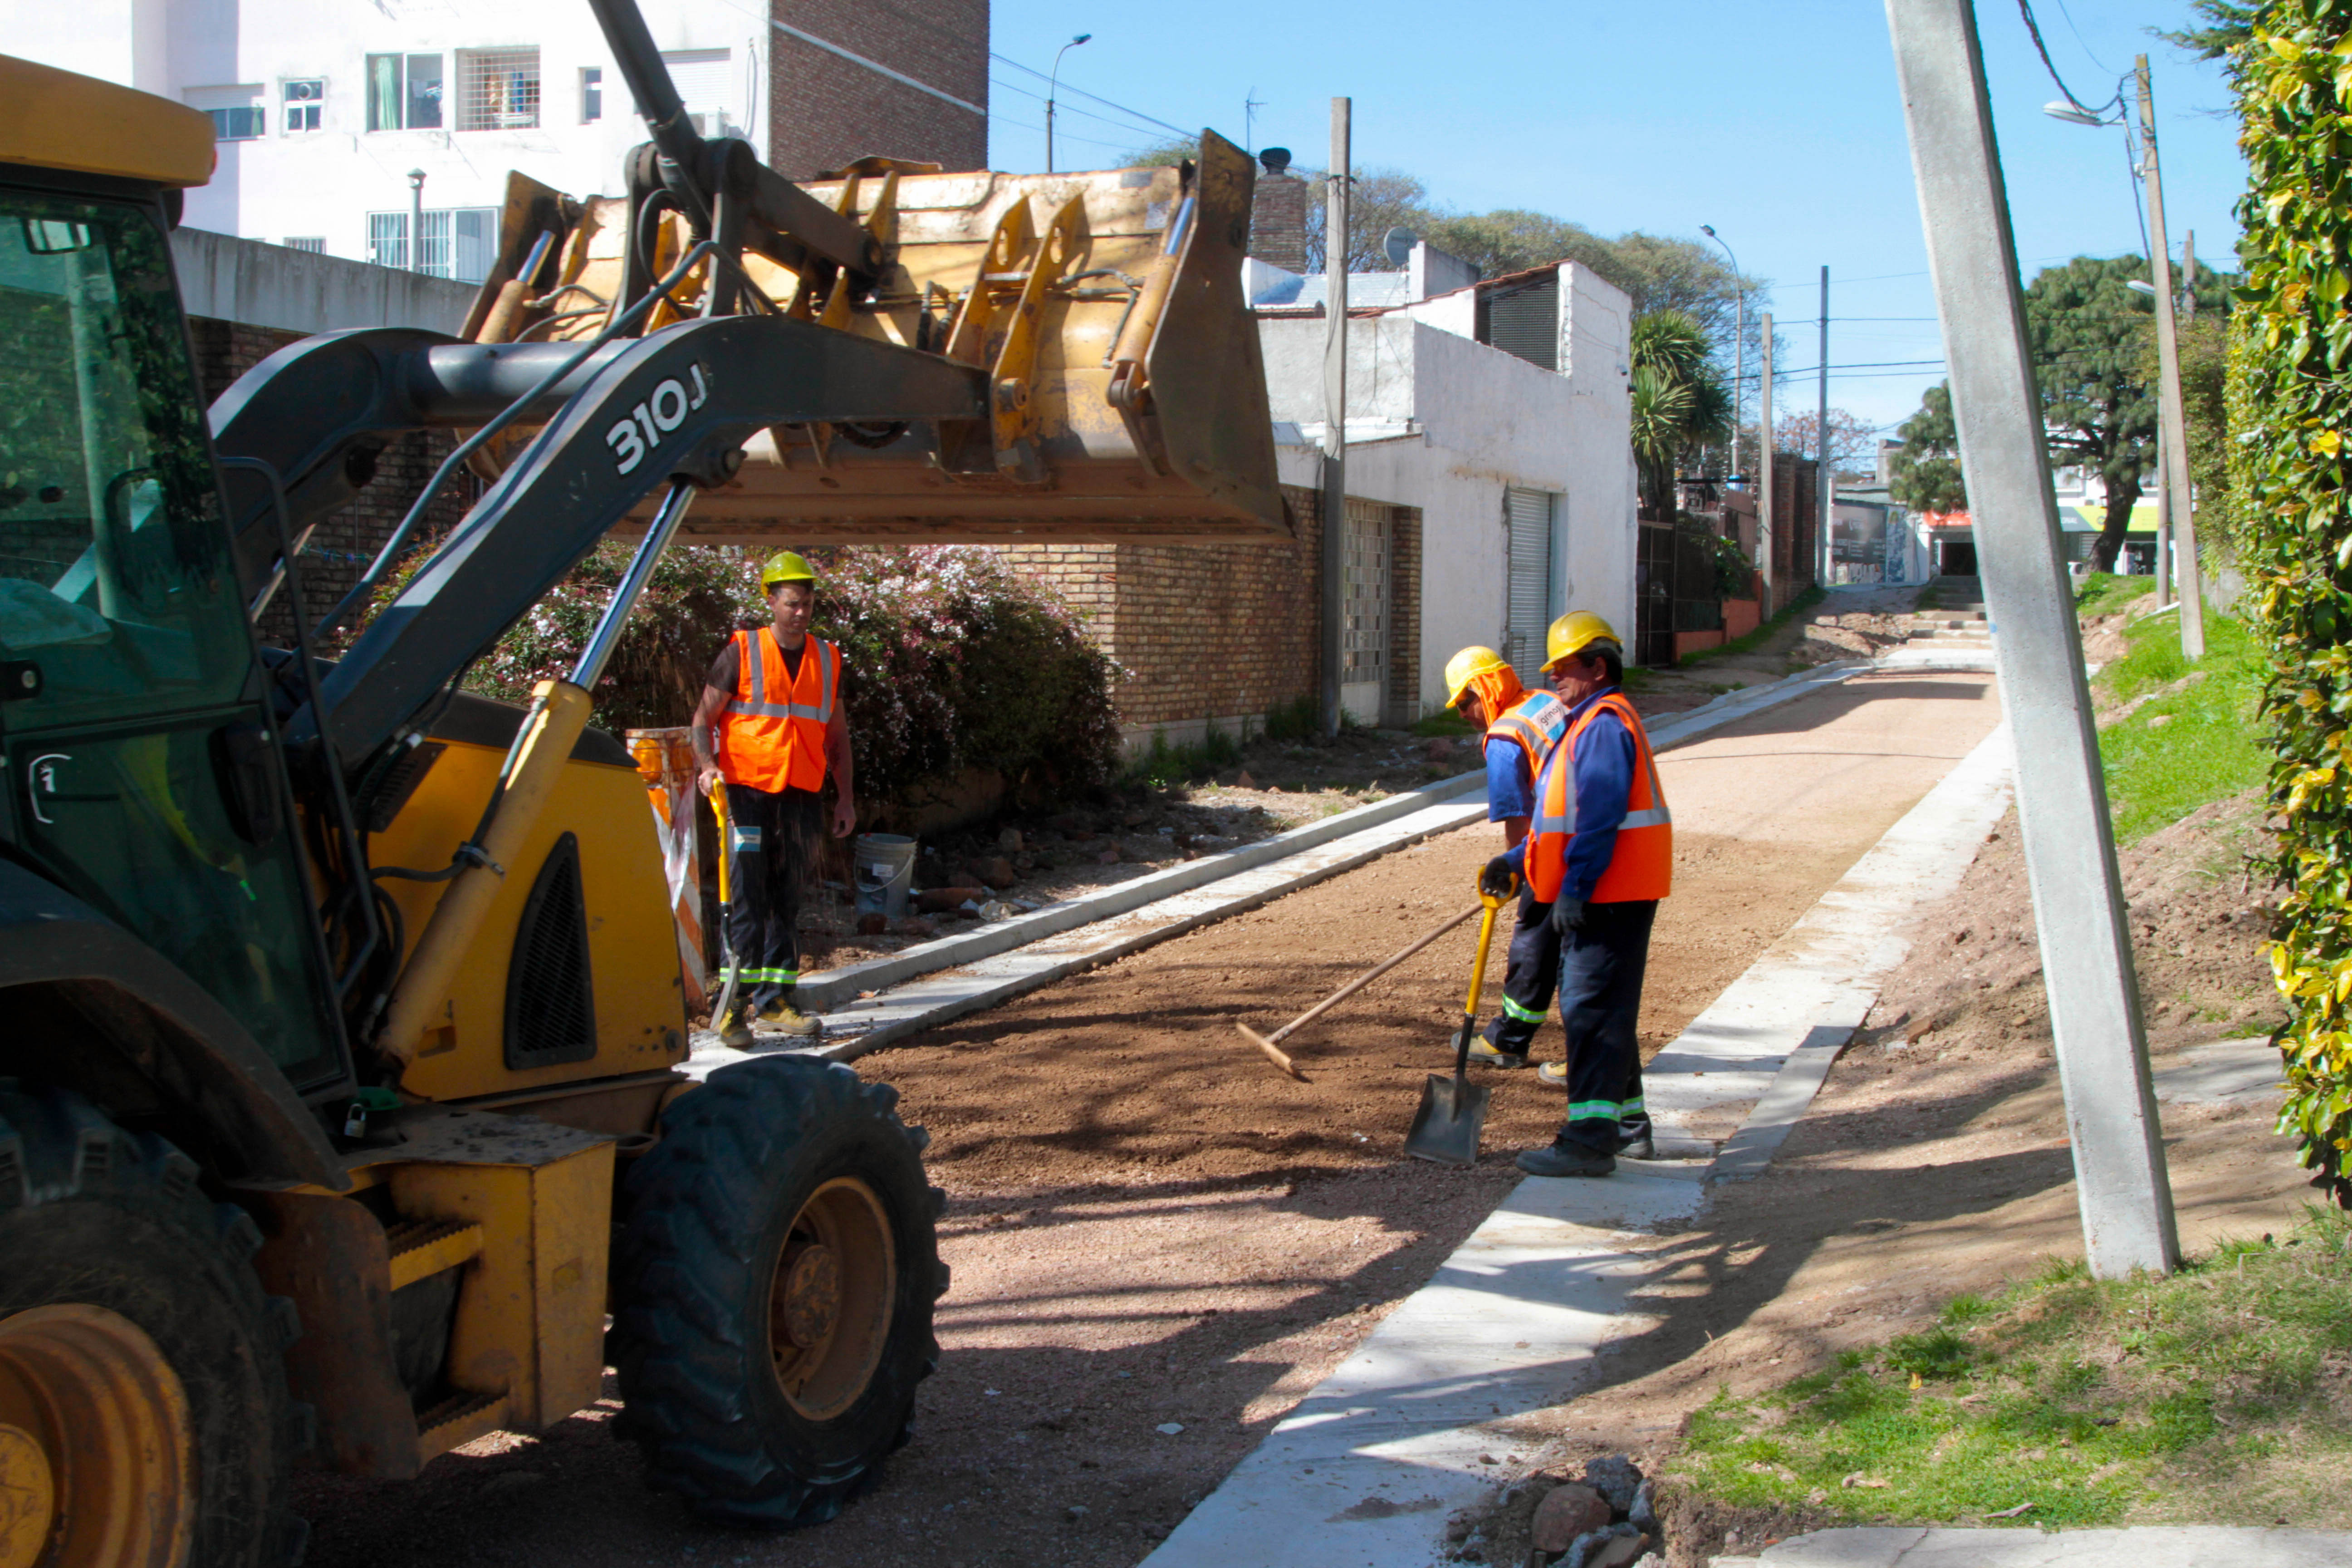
[1449,1453,1666,1567]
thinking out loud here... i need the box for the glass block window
[456,48,541,131]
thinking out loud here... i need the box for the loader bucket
[465,133,1284,546]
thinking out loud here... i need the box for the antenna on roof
[1383,227,1417,268]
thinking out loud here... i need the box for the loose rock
[1529,1483,1611,1551]
[997,826,1024,852]
[1580,1455,1643,1514]
[916,885,986,913]
[1235,771,1256,789]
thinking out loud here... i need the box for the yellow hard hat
[760,550,817,590]
[1444,645,1512,709]
[1544,610,1621,671]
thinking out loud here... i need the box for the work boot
[715,1001,755,1049]
[757,995,823,1039]
[1616,1131,1656,1161]
[1467,1036,1531,1069]
[1535,1061,1569,1088]
[1514,1137,1615,1179]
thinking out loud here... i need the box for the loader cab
[0,63,353,1099]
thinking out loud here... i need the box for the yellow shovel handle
[1461,887,1504,1016]
[711,780,731,906]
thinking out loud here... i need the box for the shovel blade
[1405,1072,1490,1166]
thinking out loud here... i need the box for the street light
[407,168,426,275]
[2045,57,2205,656]
[1701,225,1745,485]
[1045,34,1091,175]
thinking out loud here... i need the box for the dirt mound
[1859,790,2283,1060]
[1791,612,1916,666]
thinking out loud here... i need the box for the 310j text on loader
[0,4,1279,1560]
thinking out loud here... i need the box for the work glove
[1480,854,1520,899]
[1550,897,1589,937]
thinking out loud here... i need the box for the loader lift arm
[253,314,985,772]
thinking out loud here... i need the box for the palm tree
[1628,309,1730,519]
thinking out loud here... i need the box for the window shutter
[1504,488,1555,682]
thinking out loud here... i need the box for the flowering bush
[461,542,1123,815]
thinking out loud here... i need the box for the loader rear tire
[0,1083,306,1568]
[611,1056,946,1527]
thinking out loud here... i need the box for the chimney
[1249,147,1307,274]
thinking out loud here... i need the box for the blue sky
[983,0,2248,435]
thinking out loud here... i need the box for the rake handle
[1259,903,1482,1049]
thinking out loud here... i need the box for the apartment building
[16,0,988,280]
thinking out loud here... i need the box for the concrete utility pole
[2137,54,2205,657]
[1758,312,1775,616]
[1818,266,1832,588]
[407,168,426,274]
[1320,97,1350,737]
[1884,0,2179,1278]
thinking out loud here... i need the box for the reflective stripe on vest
[1526,690,1672,904]
[716,629,838,794]
[1485,690,1570,781]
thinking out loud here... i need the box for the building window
[281,78,324,132]
[367,207,500,282]
[581,66,603,122]
[283,236,326,253]
[456,48,540,131]
[657,49,730,137]
[188,86,265,141]
[366,53,442,131]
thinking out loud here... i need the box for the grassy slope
[1676,1211,2352,1529]
[2090,599,2269,845]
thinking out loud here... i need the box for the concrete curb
[1723,1524,2352,1566]
[791,770,1485,1012]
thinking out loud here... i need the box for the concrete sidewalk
[1139,710,2017,1568]
[1720,1524,2352,1566]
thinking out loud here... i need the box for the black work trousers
[1552,899,1657,1154]
[1483,885,1562,1055]
[721,781,822,1010]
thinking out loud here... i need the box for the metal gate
[1504,487,1555,683]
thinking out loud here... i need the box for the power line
[2016,0,2122,119]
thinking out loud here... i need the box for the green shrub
[1263,694,1319,742]
[2220,4,2352,1201]
[401,542,1123,818]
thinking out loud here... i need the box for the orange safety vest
[715,628,839,794]
[1525,690,1672,904]
[1485,690,1570,793]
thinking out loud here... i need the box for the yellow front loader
[0,4,1277,1562]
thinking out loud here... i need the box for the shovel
[709,780,742,1025]
[1404,882,1505,1166]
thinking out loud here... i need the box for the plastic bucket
[853,833,918,919]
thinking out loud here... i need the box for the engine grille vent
[504,832,596,1068]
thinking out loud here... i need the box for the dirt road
[292,672,2002,1568]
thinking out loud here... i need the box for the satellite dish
[1258,146,1292,173]
[1383,227,1417,267]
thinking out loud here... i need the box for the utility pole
[407,168,426,274]
[1818,265,1832,588]
[1884,0,2179,1279]
[2155,424,2174,607]
[2137,54,2205,656]
[1045,33,1091,175]
[1320,97,1350,737]
[1758,311,1775,616]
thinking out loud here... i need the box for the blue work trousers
[1553,899,1657,1154]
[1483,886,1561,1054]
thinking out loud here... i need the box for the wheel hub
[0,1424,54,1568]
[0,1304,193,1568]
[779,1245,842,1348]
[767,1177,897,1422]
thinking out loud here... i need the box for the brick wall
[187,317,476,640]
[1000,487,1426,741]
[767,0,988,177]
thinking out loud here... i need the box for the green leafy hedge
[464,543,1125,820]
[2228,4,2352,1201]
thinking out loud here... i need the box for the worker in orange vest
[1479,611,1671,1178]
[691,551,858,1047]
[1442,645,1572,1065]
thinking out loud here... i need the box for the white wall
[13,0,763,266]
[1256,269,1636,718]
